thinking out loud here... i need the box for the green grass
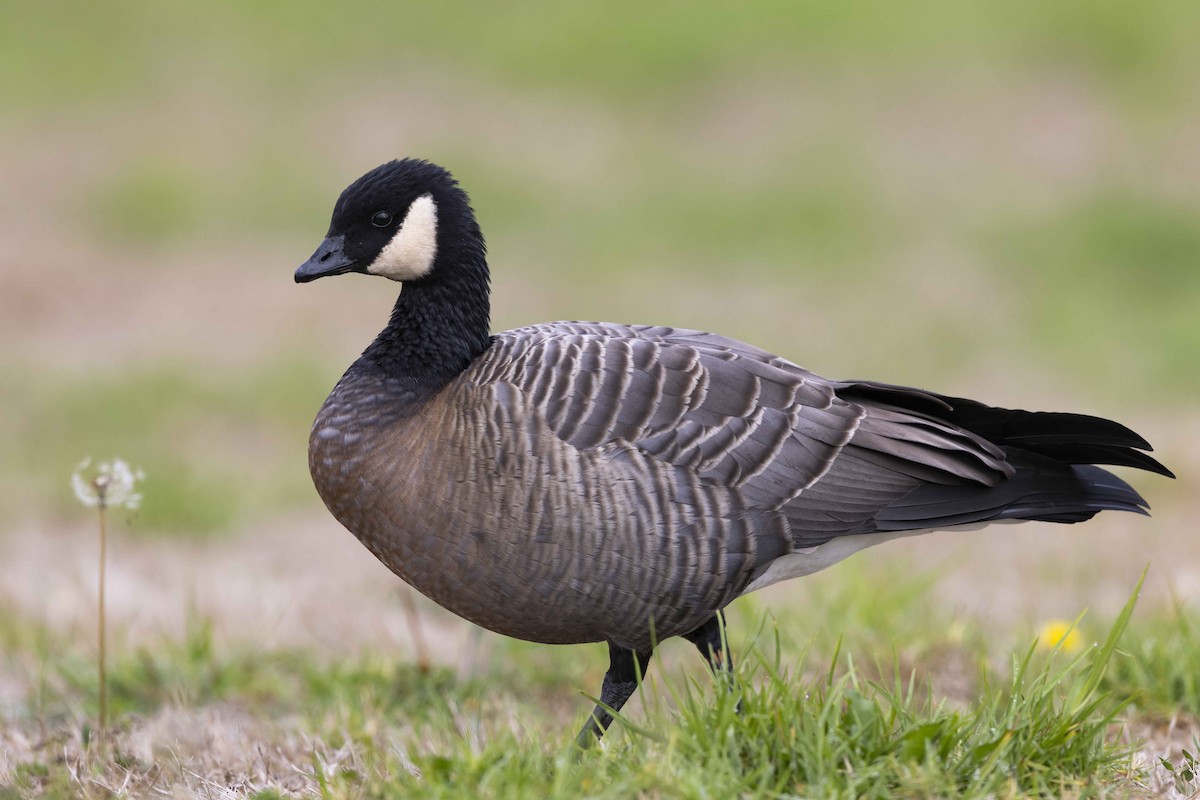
[15,614,473,729]
[658,644,1124,799]
[2,573,1170,798]
[1103,602,1200,719]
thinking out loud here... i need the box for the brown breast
[307,366,765,651]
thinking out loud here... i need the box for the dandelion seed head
[71,457,144,510]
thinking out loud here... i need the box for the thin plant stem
[72,458,141,748]
[97,503,107,741]
[398,586,430,673]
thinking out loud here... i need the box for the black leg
[682,612,732,675]
[684,612,742,714]
[575,642,653,748]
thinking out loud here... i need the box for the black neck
[361,247,492,391]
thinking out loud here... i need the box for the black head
[295,159,481,284]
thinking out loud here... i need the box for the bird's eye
[371,211,393,228]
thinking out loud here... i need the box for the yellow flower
[1037,619,1083,654]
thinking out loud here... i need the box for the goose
[295,158,1173,746]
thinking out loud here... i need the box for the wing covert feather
[464,323,1010,524]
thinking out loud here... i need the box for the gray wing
[466,322,1012,548]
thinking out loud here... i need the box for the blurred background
[1,0,1196,712]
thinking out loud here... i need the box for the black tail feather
[835,381,1171,535]
[931,398,1174,478]
[840,383,1175,479]
[866,459,1149,534]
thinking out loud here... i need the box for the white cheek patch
[367,194,438,281]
